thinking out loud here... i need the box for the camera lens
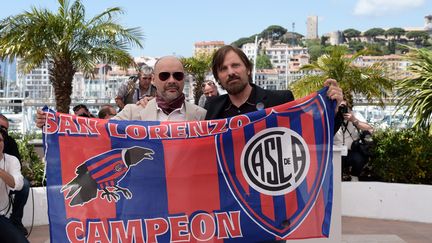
[339,105,348,114]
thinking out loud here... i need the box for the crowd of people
[0,45,342,241]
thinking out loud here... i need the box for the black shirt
[4,133,22,163]
[221,85,263,118]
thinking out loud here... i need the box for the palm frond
[396,47,432,134]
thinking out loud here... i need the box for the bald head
[153,56,185,102]
[154,56,184,73]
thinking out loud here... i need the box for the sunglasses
[158,72,184,81]
[0,125,8,131]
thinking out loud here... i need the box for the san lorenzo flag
[43,88,335,242]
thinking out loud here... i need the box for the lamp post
[252,35,258,84]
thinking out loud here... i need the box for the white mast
[252,35,258,84]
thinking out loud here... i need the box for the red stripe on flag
[260,193,275,221]
[276,116,290,129]
[301,111,318,193]
[87,153,122,171]
[164,137,220,215]
[230,127,249,195]
[164,137,222,243]
[60,119,116,220]
[92,160,125,181]
[252,120,276,221]
[284,190,298,221]
[285,190,326,239]
[275,116,299,219]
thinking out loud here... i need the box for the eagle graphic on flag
[61,146,154,206]
[43,88,335,242]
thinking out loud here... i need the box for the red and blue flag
[44,88,335,242]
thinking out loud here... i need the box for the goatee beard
[226,81,248,95]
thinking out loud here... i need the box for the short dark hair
[0,125,7,140]
[73,104,89,113]
[211,45,252,84]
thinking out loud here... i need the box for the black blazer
[204,83,342,133]
[204,84,294,120]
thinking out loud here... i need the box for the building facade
[254,69,279,90]
[306,16,319,39]
[352,54,411,80]
[193,41,225,57]
[16,59,52,99]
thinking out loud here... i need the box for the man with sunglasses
[0,114,30,239]
[115,65,157,111]
[113,56,206,121]
[34,57,205,125]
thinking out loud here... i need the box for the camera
[339,105,349,114]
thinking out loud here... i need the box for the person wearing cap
[35,57,205,127]
[113,56,206,121]
[115,65,157,110]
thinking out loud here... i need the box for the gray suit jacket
[113,99,207,121]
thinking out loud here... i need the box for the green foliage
[231,36,255,48]
[405,31,430,46]
[343,28,361,40]
[9,132,45,187]
[290,45,393,106]
[364,28,386,38]
[256,54,272,69]
[395,47,432,134]
[369,129,432,184]
[406,31,430,40]
[348,40,365,53]
[280,32,303,46]
[385,28,405,39]
[232,25,290,48]
[0,0,143,113]
[320,36,329,46]
[181,53,213,104]
[259,25,287,41]
[304,39,327,61]
[387,40,396,54]
[364,43,384,55]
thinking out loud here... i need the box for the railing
[0,98,115,134]
[0,98,413,134]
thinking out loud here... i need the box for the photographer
[0,129,29,243]
[334,100,373,181]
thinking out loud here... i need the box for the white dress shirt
[0,153,24,215]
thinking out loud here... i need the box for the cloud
[353,0,425,16]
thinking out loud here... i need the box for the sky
[0,0,430,58]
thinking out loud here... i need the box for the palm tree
[289,45,393,107]
[181,53,213,104]
[395,48,432,134]
[0,0,143,113]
